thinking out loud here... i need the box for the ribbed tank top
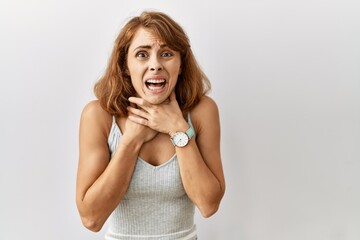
[105,115,197,240]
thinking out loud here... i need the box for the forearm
[176,140,224,217]
[78,138,142,231]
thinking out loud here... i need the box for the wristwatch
[170,126,195,147]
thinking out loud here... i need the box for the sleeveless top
[104,115,197,240]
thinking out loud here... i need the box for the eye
[136,51,148,58]
[161,51,173,57]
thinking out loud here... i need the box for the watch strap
[185,125,195,139]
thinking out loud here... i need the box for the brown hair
[94,11,211,117]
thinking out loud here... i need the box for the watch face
[172,132,189,147]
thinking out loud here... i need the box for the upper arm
[191,96,225,194]
[76,100,112,203]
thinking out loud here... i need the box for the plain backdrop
[0,0,359,239]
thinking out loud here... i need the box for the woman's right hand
[123,111,158,144]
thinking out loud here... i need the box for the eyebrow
[133,44,168,52]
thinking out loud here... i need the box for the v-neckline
[137,154,177,169]
[112,117,177,169]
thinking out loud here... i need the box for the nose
[150,66,162,71]
[149,56,163,72]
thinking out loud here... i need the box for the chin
[145,95,169,105]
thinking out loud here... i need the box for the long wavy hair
[94,11,211,117]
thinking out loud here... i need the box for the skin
[126,27,181,106]
[76,27,225,232]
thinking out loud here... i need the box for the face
[126,27,181,104]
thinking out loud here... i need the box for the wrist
[169,124,195,148]
[168,120,189,137]
[121,134,144,150]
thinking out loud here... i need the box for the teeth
[148,85,163,90]
[146,79,166,83]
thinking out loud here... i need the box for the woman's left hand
[127,92,188,135]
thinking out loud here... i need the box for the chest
[116,117,176,166]
[123,156,186,200]
[139,133,176,166]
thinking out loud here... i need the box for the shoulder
[191,95,219,118]
[190,96,220,134]
[196,95,218,109]
[81,100,111,122]
[80,100,113,135]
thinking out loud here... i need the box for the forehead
[129,27,164,50]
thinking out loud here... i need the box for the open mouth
[145,79,167,91]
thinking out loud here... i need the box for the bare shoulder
[80,100,113,136]
[190,96,220,134]
[81,100,107,117]
[191,95,219,120]
[193,95,219,112]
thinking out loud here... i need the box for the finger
[129,97,149,110]
[128,114,148,126]
[129,102,137,108]
[127,106,149,118]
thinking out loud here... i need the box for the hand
[127,92,189,135]
[122,105,158,144]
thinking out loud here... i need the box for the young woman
[76,11,225,240]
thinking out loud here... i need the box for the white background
[0,0,359,239]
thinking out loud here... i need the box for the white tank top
[105,115,197,240]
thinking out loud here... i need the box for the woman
[76,11,225,240]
